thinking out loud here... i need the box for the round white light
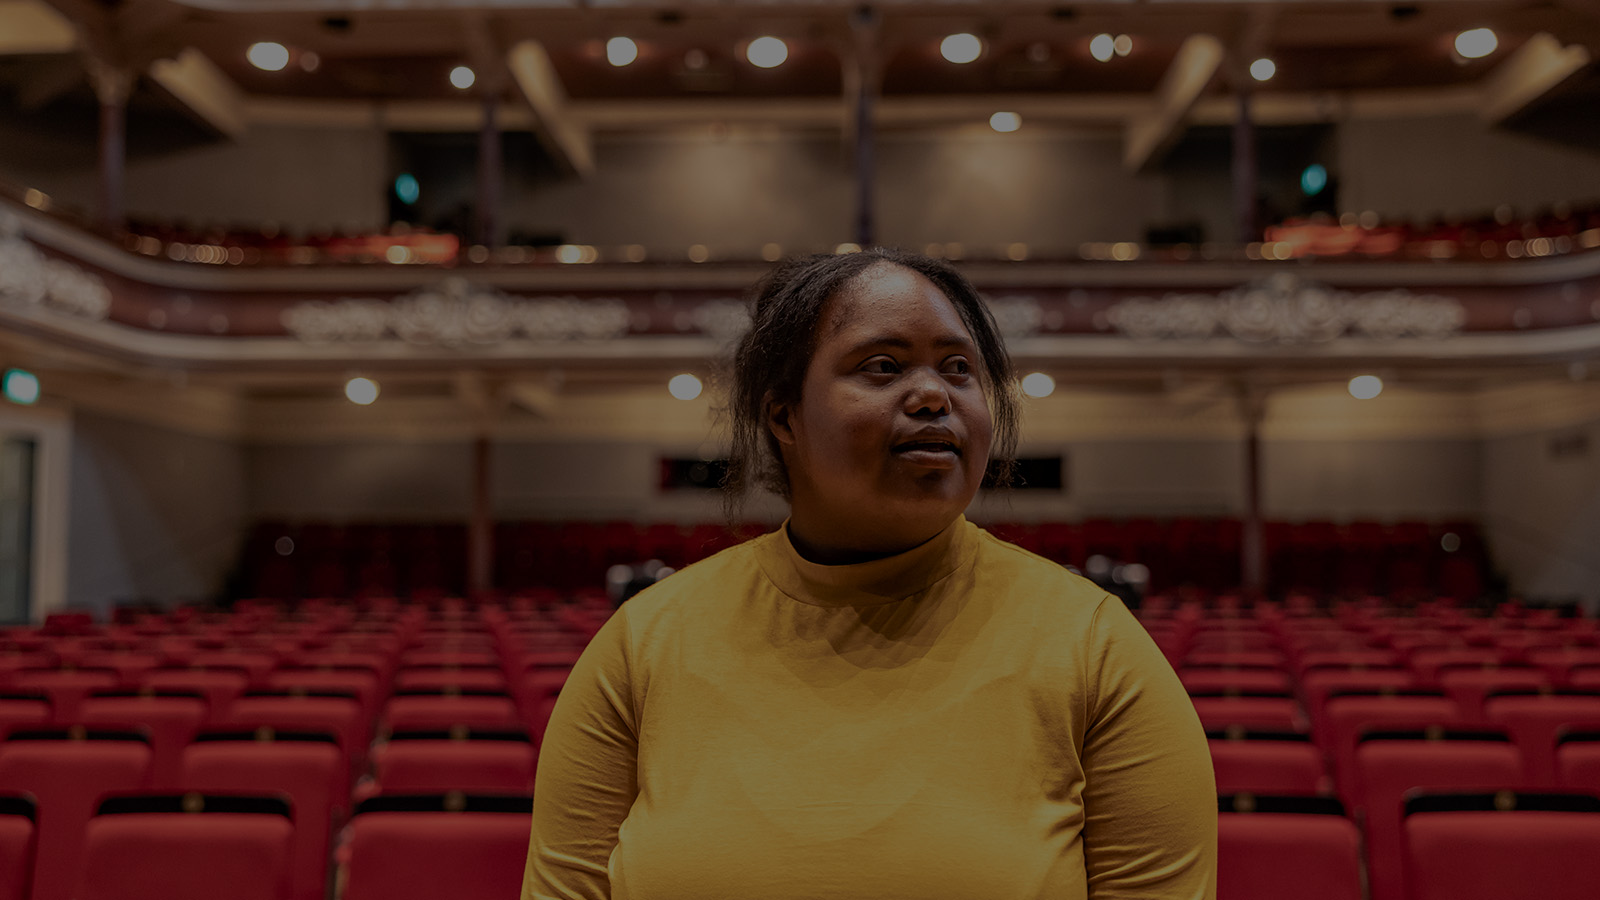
[1250,57,1276,82]
[247,42,290,72]
[607,37,639,67]
[941,33,983,64]
[1348,374,1383,400]
[1112,34,1133,57]
[1441,532,1462,553]
[1089,34,1115,63]
[1455,28,1498,59]
[345,377,379,405]
[668,373,703,400]
[1021,372,1056,398]
[989,111,1021,133]
[450,65,476,90]
[746,36,788,69]
[555,244,583,264]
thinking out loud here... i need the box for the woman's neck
[784,517,948,566]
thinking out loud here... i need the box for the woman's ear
[766,396,797,448]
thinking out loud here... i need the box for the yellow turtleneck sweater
[522,517,1216,900]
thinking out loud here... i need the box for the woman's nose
[903,369,950,417]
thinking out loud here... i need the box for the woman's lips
[892,443,960,469]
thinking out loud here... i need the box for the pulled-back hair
[723,247,1019,505]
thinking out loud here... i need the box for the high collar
[755,516,978,608]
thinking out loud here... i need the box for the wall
[67,411,248,613]
[1336,115,1600,220]
[1483,417,1600,612]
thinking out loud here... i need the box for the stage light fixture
[345,377,379,405]
[990,111,1021,132]
[1090,34,1115,62]
[1250,58,1276,81]
[450,66,476,89]
[3,369,40,405]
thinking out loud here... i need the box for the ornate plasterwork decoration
[0,214,112,321]
[986,295,1044,338]
[1106,273,1465,343]
[690,300,752,341]
[282,278,631,346]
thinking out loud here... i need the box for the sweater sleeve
[1079,596,1217,900]
[522,607,640,900]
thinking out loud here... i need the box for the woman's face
[769,263,994,559]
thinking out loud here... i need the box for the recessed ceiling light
[247,42,290,72]
[1250,57,1277,81]
[989,111,1021,133]
[1455,28,1498,59]
[746,36,788,68]
[941,33,982,64]
[607,37,639,67]
[1089,34,1115,63]
[450,65,476,89]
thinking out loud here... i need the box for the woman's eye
[943,358,972,376]
[863,358,899,375]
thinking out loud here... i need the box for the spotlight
[607,37,639,67]
[1455,28,1498,59]
[746,36,788,68]
[1112,34,1133,57]
[1250,58,1276,81]
[450,65,476,89]
[989,111,1021,133]
[247,42,290,72]
[941,33,983,64]
[668,374,703,400]
[345,377,379,405]
[1021,372,1056,398]
[3,369,40,405]
[1090,34,1115,62]
[1348,375,1383,400]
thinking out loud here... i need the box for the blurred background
[1,1,1599,898]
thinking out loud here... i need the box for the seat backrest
[1485,694,1600,788]
[1217,796,1362,900]
[0,734,152,900]
[1354,732,1524,900]
[75,694,209,790]
[77,795,293,900]
[1301,669,1417,736]
[341,796,534,900]
[393,667,508,693]
[139,669,251,722]
[1178,667,1292,694]
[372,733,536,795]
[1403,793,1600,900]
[1324,693,1461,793]
[1209,733,1329,795]
[8,669,121,722]
[0,795,36,900]
[265,670,384,723]
[219,694,367,773]
[1190,694,1307,732]
[1435,666,1549,724]
[1556,733,1600,790]
[0,697,50,742]
[180,736,344,900]
[381,693,521,734]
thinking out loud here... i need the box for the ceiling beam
[148,47,248,139]
[1122,34,1225,172]
[1478,32,1592,125]
[0,0,75,55]
[507,40,595,179]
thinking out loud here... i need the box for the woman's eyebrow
[846,334,976,354]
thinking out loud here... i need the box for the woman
[522,248,1216,899]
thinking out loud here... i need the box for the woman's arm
[1080,596,1217,900]
[522,609,640,900]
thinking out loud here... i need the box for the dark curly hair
[723,247,1019,506]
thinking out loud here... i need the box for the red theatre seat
[180,733,345,900]
[369,730,536,795]
[1209,731,1330,795]
[1190,692,1307,732]
[1403,793,1600,900]
[341,795,534,900]
[1557,733,1600,790]
[1322,691,1462,801]
[0,795,35,900]
[1485,693,1600,787]
[1217,795,1362,900]
[0,695,50,741]
[0,731,153,900]
[77,794,294,900]
[1354,730,1525,900]
[381,691,523,735]
[75,692,209,789]
[9,668,120,723]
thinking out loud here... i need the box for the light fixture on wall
[669,374,703,400]
[450,65,476,89]
[1089,34,1115,63]
[1021,372,1056,398]
[607,37,639,67]
[1455,28,1498,59]
[2,369,40,405]
[941,33,982,64]
[746,36,788,68]
[247,42,290,72]
[1348,374,1383,400]
[345,377,380,405]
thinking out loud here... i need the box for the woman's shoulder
[616,529,777,620]
[970,526,1108,598]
